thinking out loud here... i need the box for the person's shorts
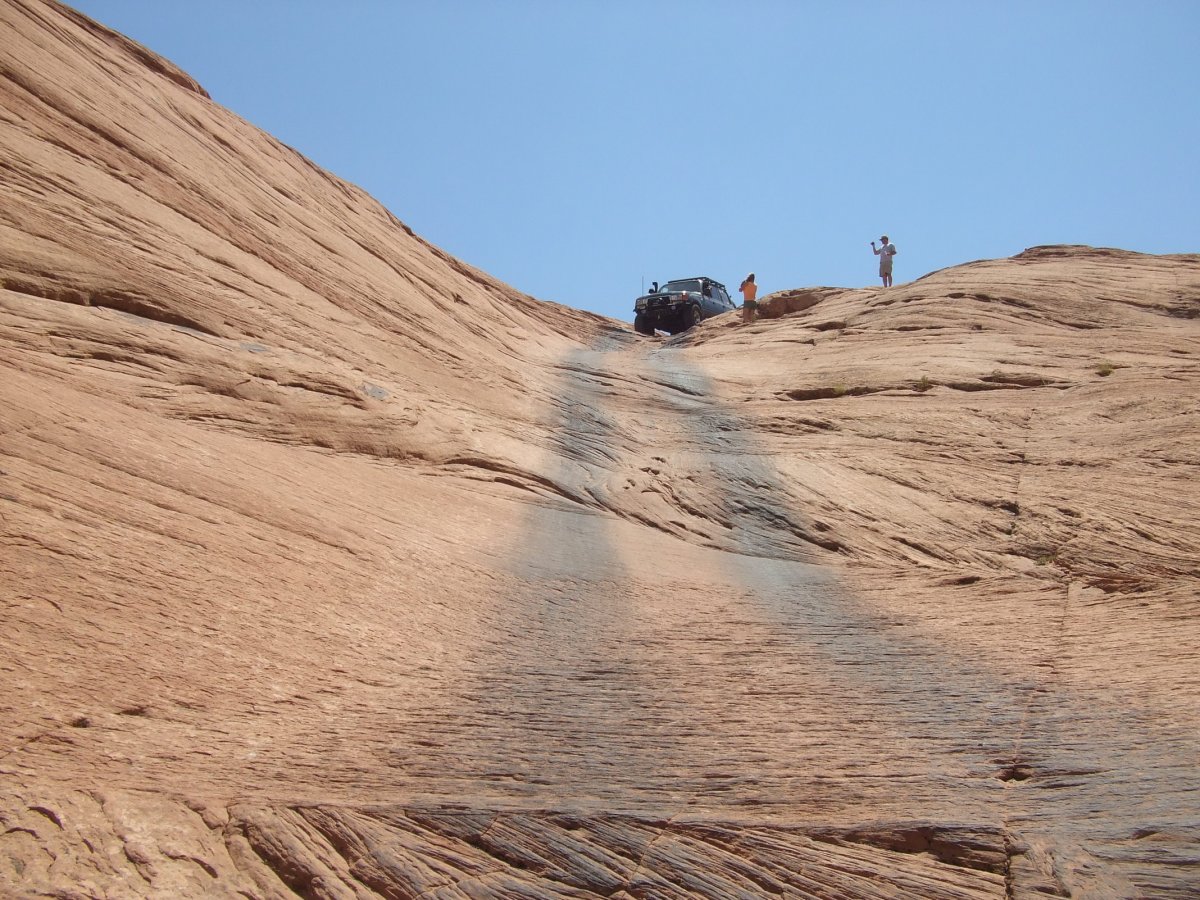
[879,261,893,275]
[744,299,758,309]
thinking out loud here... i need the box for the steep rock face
[2,1,1199,897]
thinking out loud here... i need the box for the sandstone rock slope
[2,1,1198,897]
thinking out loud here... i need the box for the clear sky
[69,1,1199,323]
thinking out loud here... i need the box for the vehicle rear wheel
[633,313,654,336]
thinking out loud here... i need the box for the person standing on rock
[871,235,897,287]
[740,273,758,324]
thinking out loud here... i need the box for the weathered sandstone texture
[2,1,1198,897]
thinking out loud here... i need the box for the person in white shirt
[871,235,897,287]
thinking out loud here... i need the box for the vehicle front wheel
[633,313,654,336]
[686,303,703,329]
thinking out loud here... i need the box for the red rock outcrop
[2,1,1199,897]
[756,287,840,319]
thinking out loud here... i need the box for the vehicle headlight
[635,298,646,311]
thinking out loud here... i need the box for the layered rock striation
[2,1,1198,897]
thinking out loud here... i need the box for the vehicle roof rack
[665,275,726,286]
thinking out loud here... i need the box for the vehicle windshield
[660,279,703,294]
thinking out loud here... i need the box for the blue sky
[70,1,1199,322]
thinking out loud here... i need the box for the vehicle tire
[686,303,703,329]
[633,313,654,336]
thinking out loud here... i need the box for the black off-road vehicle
[633,276,735,335]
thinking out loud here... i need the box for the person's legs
[884,272,893,287]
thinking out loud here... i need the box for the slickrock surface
[2,1,1198,896]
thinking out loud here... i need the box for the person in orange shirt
[740,273,758,324]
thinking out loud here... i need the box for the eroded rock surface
[2,1,1199,896]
